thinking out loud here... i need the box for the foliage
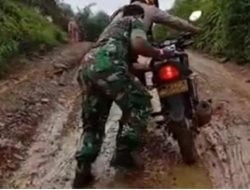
[167,0,250,62]
[0,0,67,76]
[76,4,110,41]
[153,25,169,42]
[20,0,74,30]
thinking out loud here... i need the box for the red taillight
[159,65,180,81]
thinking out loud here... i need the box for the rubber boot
[111,147,143,170]
[72,163,94,189]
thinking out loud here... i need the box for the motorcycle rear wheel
[171,119,197,164]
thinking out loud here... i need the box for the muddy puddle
[165,163,212,188]
[91,103,212,189]
[93,162,212,188]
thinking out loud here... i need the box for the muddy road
[189,51,250,188]
[0,44,250,188]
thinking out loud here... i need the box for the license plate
[158,80,188,97]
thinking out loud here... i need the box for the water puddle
[165,163,212,188]
[99,162,212,188]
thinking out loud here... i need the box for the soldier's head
[123,4,145,19]
[130,0,159,8]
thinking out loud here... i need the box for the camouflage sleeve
[151,6,200,33]
[130,18,147,41]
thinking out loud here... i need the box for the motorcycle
[135,10,212,164]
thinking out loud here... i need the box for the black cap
[130,0,159,7]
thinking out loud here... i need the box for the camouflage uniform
[76,16,152,166]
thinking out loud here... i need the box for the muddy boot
[111,124,144,169]
[111,148,143,170]
[72,163,94,189]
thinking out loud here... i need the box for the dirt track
[0,44,250,188]
[189,50,250,188]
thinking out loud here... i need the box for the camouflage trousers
[75,46,152,166]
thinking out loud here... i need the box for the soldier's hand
[158,48,187,60]
[173,50,187,57]
[159,48,175,59]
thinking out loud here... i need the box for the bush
[20,0,74,30]
[157,0,250,62]
[0,0,67,76]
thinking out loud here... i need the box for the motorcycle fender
[165,95,185,122]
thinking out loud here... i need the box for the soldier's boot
[72,163,94,189]
[111,128,143,169]
[73,131,102,188]
[111,147,143,169]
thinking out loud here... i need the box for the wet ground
[0,44,250,188]
[91,103,212,189]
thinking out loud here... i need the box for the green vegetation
[155,0,250,63]
[76,4,110,41]
[0,0,67,76]
[20,0,74,30]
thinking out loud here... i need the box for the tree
[76,4,110,41]
[170,0,250,62]
[58,2,74,19]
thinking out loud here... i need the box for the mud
[92,104,212,189]
[189,50,250,188]
[1,45,250,188]
[0,42,92,188]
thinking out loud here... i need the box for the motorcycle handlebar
[160,33,194,49]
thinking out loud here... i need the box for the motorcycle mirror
[189,10,202,22]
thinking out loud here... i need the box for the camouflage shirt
[84,16,146,65]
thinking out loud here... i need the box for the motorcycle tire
[170,120,197,164]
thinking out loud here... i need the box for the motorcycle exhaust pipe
[196,100,212,127]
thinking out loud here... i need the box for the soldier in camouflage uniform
[73,5,176,188]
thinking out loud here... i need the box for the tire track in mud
[10,95,82,188]
[189,50,250,188]
[0,42,92,188]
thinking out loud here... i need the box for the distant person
[68,18,80,43]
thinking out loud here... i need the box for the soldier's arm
[130,19,162,59]
[152,6,200,33]
[131,32,161,59]
[133,56,152,71]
